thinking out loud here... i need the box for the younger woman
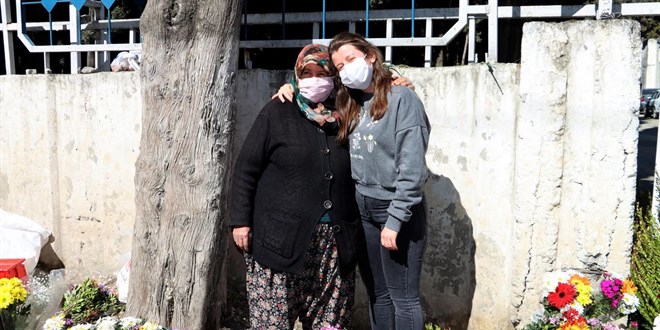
[329,32,430,330]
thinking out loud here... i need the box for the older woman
[229,44,359,329]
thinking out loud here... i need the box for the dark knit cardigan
[229,99,359,275]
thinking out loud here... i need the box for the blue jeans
[356,190,427,330]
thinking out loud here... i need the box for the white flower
[96,316,119,330]
[542,271,570,297]
[69,324,94,330]
[561,301,584,315]
[618,293,639,314]
[652,314,659,330]
[120,316,143,328]
[43,313,66,330]
[140,321,164,330]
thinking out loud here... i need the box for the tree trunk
[127,1,241,329]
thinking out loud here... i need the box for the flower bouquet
[0,277,30,330]
[44,315,172,330]
[525,270,640,330]
[41,277,176,330]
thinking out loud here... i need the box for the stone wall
[0,19,641,329]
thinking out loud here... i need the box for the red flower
[548,283,577,309]
[562,308,579,321]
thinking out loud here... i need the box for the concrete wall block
[0,73,141,275]
[0,76,56,230]
[402,64,520,329]
[52,73,142,274]
[513,21,570,325]
[513,20,640,327]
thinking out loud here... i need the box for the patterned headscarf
[291,44,338,125]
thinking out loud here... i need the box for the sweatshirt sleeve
[229,113,272,227]
[385,92,430,232]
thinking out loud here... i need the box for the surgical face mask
[339,56,373,90]
[298,76,334,103]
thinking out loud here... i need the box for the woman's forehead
[303,63,325,71]
[332,44,364,63]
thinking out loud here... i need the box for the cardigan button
[323,200,333,209]
[324,172,333,180]
[321,147,330,155]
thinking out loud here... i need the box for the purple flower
[65,318,73,326]
[548,316,561,325]
[587,318,600,326]
[601,280,616,298]
[601,322,623,330]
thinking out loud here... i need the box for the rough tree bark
[127,1,241,329]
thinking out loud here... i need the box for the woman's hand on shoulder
[392,76,415,91]
[271,83,295,103]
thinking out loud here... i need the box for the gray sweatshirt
[349,85,430,232]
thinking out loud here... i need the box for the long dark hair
[329,32,392,144]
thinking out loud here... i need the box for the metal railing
[1,0,660,74]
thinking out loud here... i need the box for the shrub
[631,203,660,329]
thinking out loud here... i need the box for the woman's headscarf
[291,44,338,125]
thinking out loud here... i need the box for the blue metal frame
[365,0,369,37]
[18,0,149,48]
[322,0,326,38]
[411,0,415,37]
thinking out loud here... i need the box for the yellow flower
[569,274,592,306]
[0,286,12,299]
[0,292,12,310]
[8,278,21,287]
[621,279,637,295]
[11,286,27,302]
[575,291,592,306]
[0,278,8,287]
[139,321,163,330]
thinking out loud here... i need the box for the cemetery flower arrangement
[59,278,124,325]
[0,277,30,328]
[43,315,173,330]
[41,278,174,330]
[525,270,640,330]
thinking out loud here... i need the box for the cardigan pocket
[262,213,299,258]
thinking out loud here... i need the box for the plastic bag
[115,255,131,303]
[0,209,51,275]
[110,51,141,72]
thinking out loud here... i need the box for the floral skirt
[245,223,355,330]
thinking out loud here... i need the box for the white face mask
[298,76,334,103]
[339,56,373,90]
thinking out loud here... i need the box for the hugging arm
[272,75,416,102]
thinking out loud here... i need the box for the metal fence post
[1,0,15,74]
[488,0,498,62]
[69,4,81,73]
